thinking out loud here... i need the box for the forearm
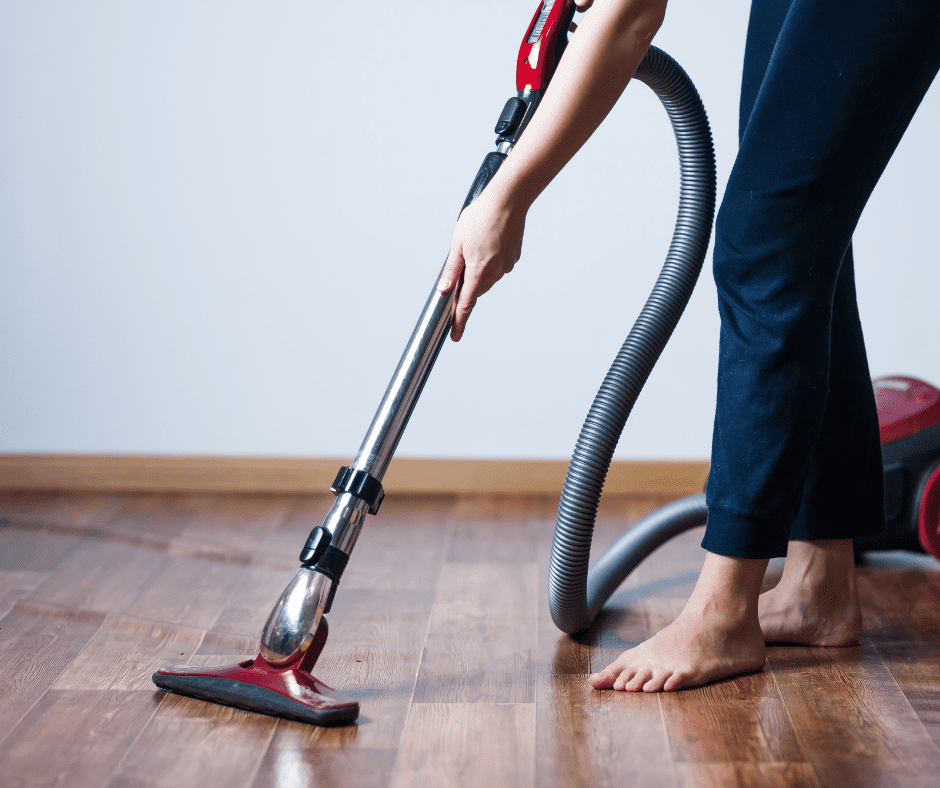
[487,0,667,210]
[437,0,667,341]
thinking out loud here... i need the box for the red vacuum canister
[859,376,940,559]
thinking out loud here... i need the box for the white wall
[1,1,937,460]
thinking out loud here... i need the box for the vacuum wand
[257,281,457,662]
[259,0,578,666]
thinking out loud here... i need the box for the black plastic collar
[330,466,385,515]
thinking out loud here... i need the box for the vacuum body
[858,375,940,558]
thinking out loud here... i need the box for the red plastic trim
[874,376,940,444]
[516,0,574,91]
[918,464,940,560]
[153,617,358,724]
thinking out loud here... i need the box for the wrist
[485,163,540,216]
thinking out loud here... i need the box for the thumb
[437,243,465,294]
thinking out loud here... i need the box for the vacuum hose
[549,47,716,634]
[264,43,717,662]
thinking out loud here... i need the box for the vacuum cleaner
[153,0,940,723]
[153,0,716,725]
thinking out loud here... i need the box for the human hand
[437,189,526,342]
[569,0,593,35]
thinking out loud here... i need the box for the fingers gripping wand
[152,0,579,726]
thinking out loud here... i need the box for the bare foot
[588,552,769,692]
[758,539,862,646]
[588,604,767,692]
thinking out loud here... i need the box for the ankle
[684,552,769,626]
[778,539,857,596]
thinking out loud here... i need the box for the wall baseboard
[0,454,709,496]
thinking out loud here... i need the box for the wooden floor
[1,490,939,788]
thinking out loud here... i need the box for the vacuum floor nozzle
[153,618,359,726]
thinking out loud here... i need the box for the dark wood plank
[307,587,437,748]
[240,492,336,562]
[632,596,806,766]
[659,664,803,764]
[0,690,158,788]
[340,493,457,592]
[25,538,242,631]
[900,687,940,751]
[259,493,457,589]
[767,639,940,788]
[0,490,60,520]
[0,490,128,531]
[858,551,940,750]
[111,691,277,788]
[1,493,294,572]
[96,492,297,568]
[169,493,293,555]
[675,763,819,788]
[203,564,298,644]
[536,673,677,788]
[0,522,85,572]
[413,562,538,703]
[390,703,535,788]
[0,603,105,744]
[103,492,243,543]
[451,492,557,522]
[447,492,555,564]
[52,614,205,691]
[250,745,397,788]
[0,569,47,617]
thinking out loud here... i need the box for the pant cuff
[701,507,791,559]
[788,499,886,541]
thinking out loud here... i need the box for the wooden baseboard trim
[0,454,710,496]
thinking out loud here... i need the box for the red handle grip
[516,0,576,91]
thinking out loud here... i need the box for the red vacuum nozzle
[152,618,358,726]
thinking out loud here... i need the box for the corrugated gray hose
[549,47,716,635]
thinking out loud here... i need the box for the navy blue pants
[702,0,940,559]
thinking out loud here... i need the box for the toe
[592,652,636,690]
[662,669,691,692]
[588,668,616,689]
[612,667,637,691]
[642,670,670,693]
[622,668,652,692]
